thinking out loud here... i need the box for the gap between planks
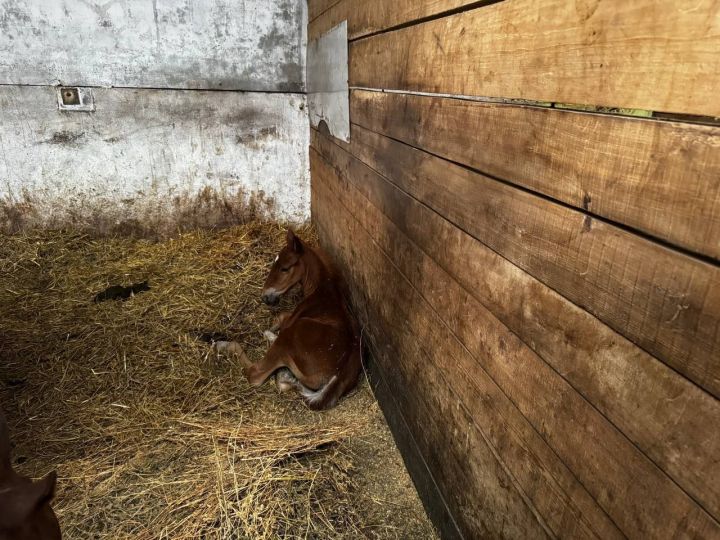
[344,114,720,270]
[311,129,720,524]
[350,87,720,127]
[313,170,559,538]
[318,123,720,400]
[345,0,506,43]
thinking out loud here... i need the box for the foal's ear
[285,228,303,254]
[0,471,57,529]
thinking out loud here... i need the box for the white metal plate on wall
[57,87,95,112]
[307,21,349,142]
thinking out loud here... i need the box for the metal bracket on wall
[57,87,95,112]
[307,21,349,142]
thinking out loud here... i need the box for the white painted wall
[0,0,306,92]
[0,86,309,235]
[0,0,310,235]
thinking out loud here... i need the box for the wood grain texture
[308,0,342,23]
[314,130,720,528]
[365,362,463,540]
[311,142,720,537]
[315,159,594,539]
[313,159,552,539]
[321,122,720,398]
[309,0,483,40]
[351,89,720,261]
[349,0,720,116]
[315,159,619,540]
[314,126,720,516]
[319,124,720,520]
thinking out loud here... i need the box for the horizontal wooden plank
[311,143,720,537]
[364,361,463,540]
[321,121,720,398]
[310,180,462,540]
[349,0,720,116]
[311,131,720,533]
[313,163,551,539]
[313,125,720,519]
[309,0,483,40]
[313,160,617,539]
[314,153,627,539]
[308,0,342,23]
[351,90,720,261]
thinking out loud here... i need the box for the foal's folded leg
[213,341,253,369]
[243,341,293,387]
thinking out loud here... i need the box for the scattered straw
[0,222,436,539]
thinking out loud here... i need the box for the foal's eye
[281,267,290,273]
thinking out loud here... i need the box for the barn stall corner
[2,0,720,538]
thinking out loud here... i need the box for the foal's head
[0,411,61,540]
[262,229,307,306]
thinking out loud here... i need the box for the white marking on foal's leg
[275,368,297,393]
[213,341,237,353]
[213,341,252,368]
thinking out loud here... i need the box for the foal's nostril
[262,293,279,306]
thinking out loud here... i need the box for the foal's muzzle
[262,291,280,306]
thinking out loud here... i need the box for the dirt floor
[0,223,438,539]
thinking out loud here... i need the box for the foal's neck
[301,248,332,297]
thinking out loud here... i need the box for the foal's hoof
[213,341,253,369]
[213,341,244,355]
[275,368,296,393]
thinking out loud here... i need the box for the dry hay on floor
[0,223,436,539]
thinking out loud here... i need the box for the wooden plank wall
[307,1,720,538]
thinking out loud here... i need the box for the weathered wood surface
[312,183,462,538]
[364,363,464,540]
[316,122,720,399]
[312,129,720,531]
[313,126,720,517]
[311,142,720,537]
[313,157,552,539]
[309,0,484,40]
[315,158,621,539]
[349,0,720,116]
[351,90,720,261]
[308,0,342,23]
[315,157,572,539]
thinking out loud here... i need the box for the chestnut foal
[218,229,361,410]
[0,410,61,540]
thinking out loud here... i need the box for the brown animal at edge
[217,229,362,410]
[0,409,61,540]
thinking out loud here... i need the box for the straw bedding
[0,222,436,539]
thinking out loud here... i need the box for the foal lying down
[217,229,362,410]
